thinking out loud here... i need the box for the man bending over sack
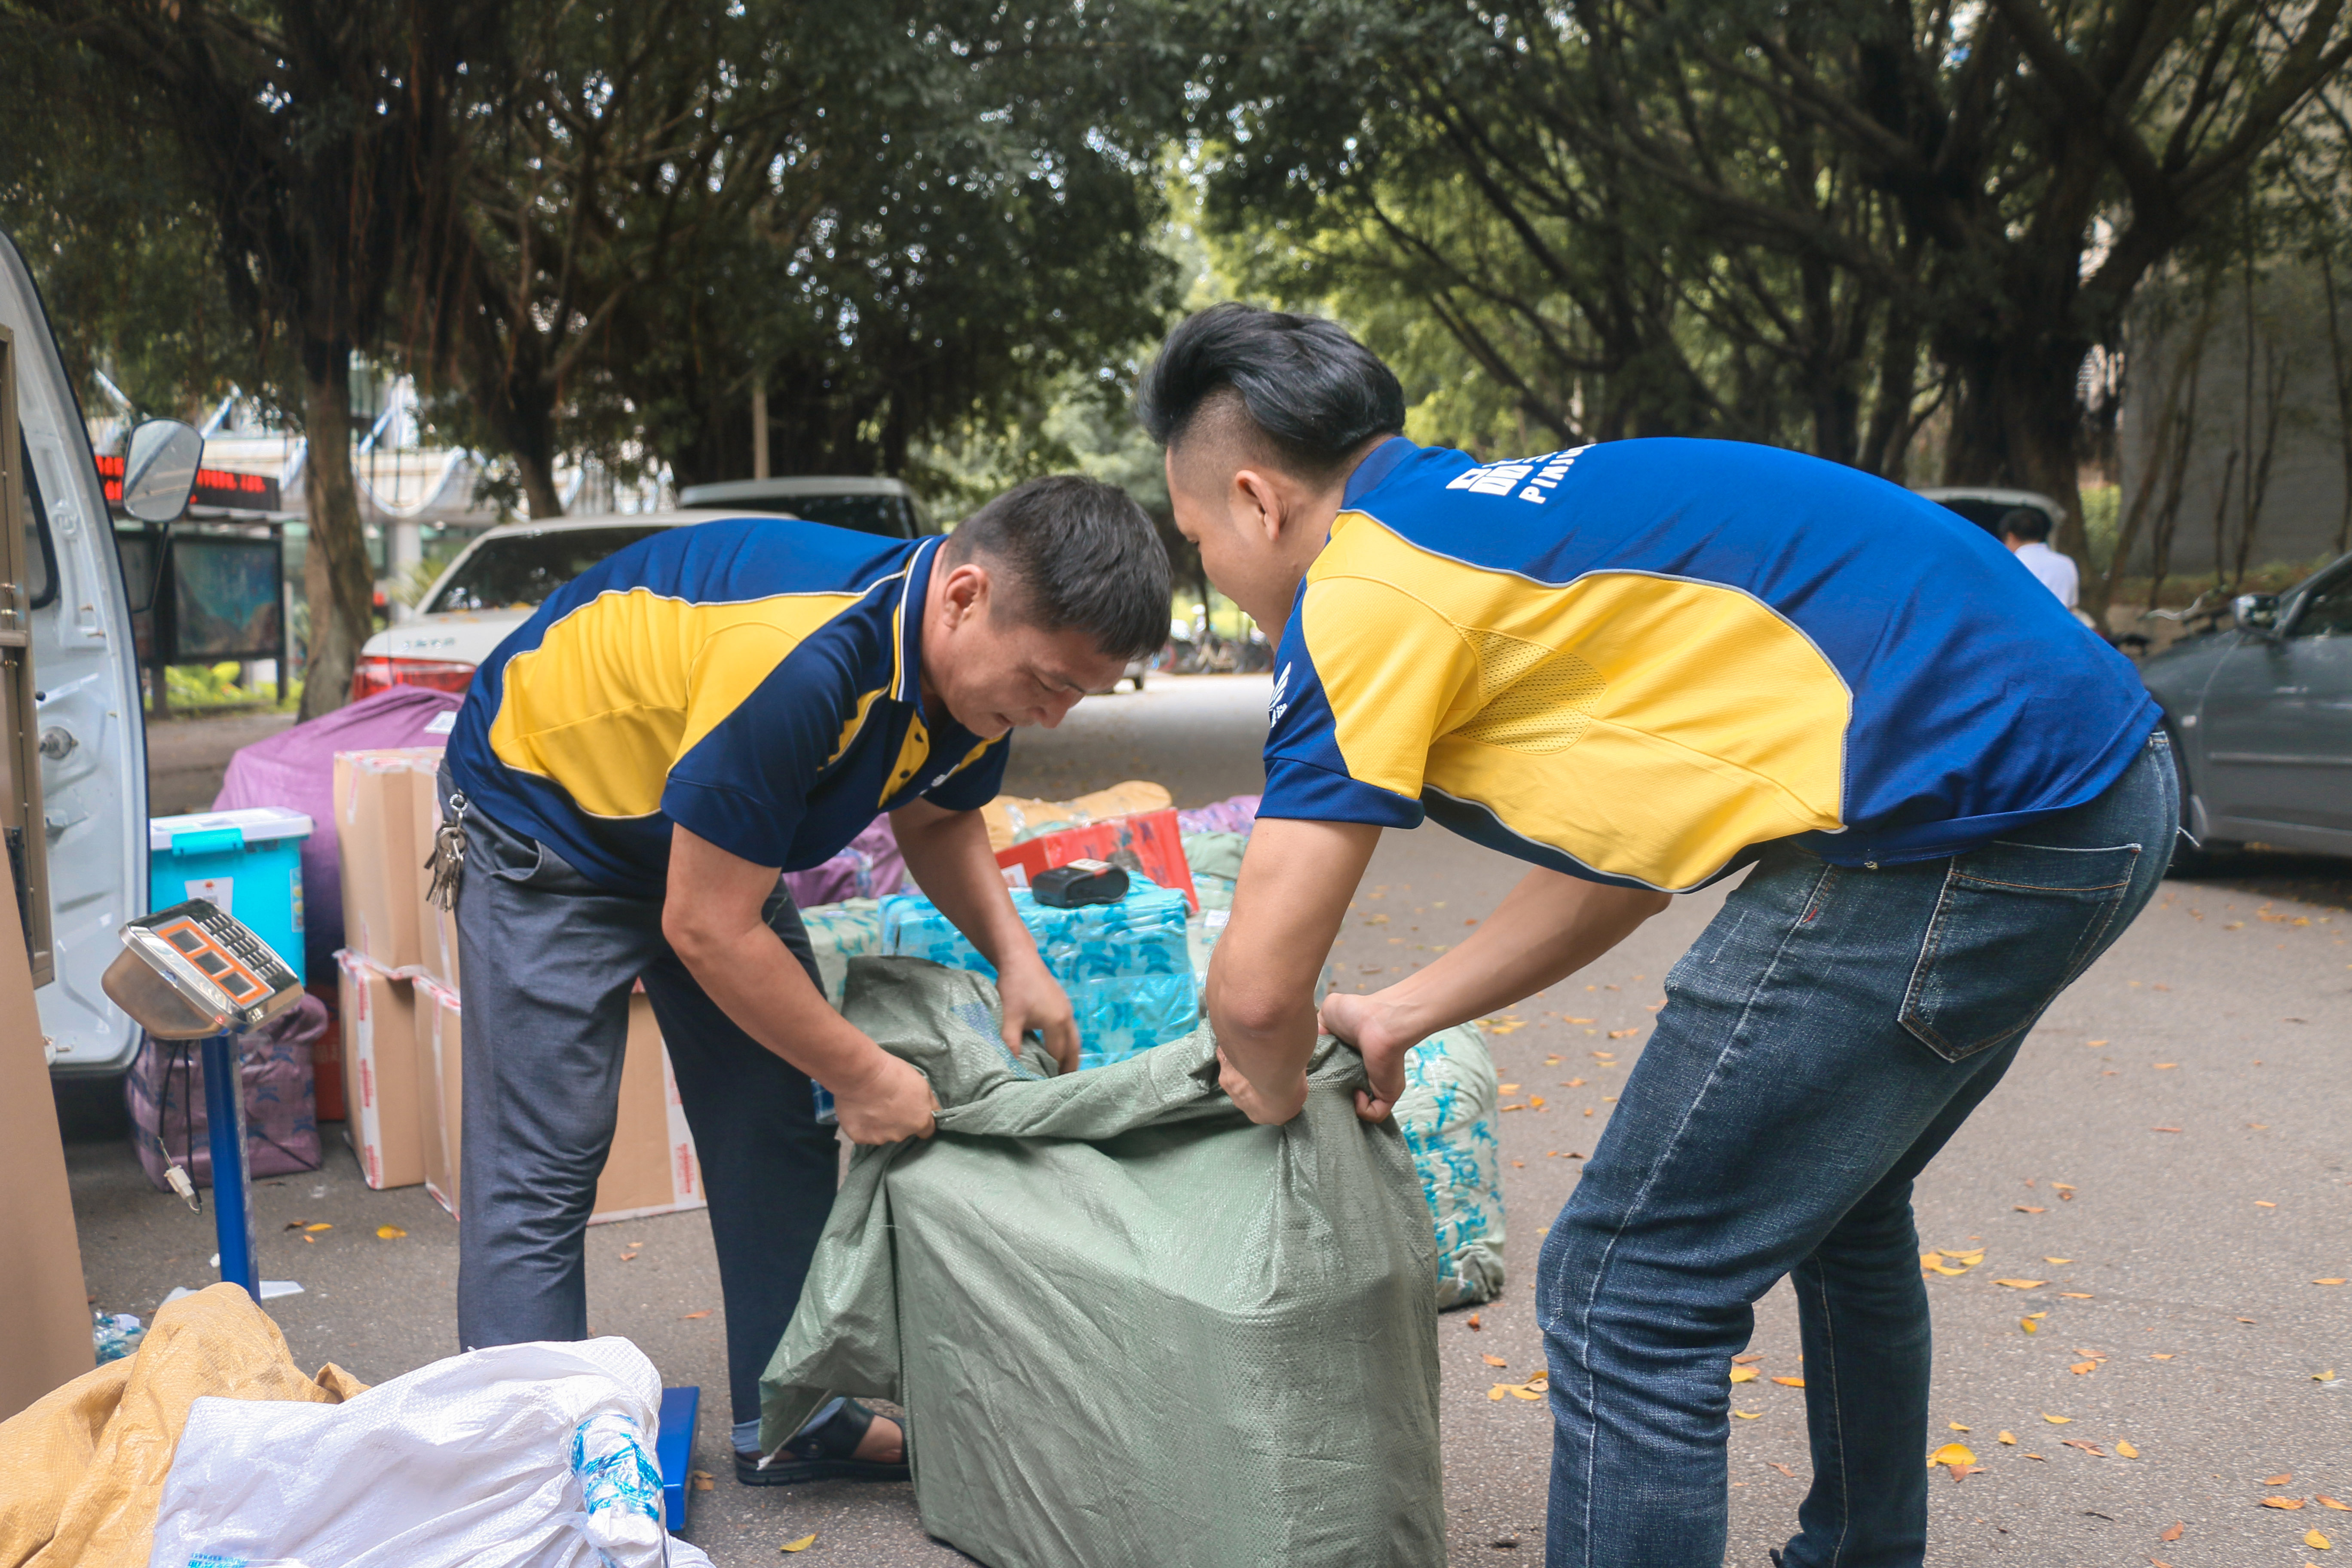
[438,477,1170,1485]
[1141,304,2172,1568]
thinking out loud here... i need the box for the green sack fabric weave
[760,956,1444,1568]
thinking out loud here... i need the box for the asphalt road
[64,675,2350,1565]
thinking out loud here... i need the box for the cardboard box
[416,982,704,1226]
[334,747,442,974]
[336,949,425,1189]
[415,975,464,1215]
[411,767,461,990]
[0,836,94,1418]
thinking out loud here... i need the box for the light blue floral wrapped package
[801,897,885,1006]
[1393,1023,1508,1308]
[880,885,1197,1068]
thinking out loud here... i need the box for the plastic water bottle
[570,1410,664,1562]
[92,1311,144,1364]
[810,1081,838,1126]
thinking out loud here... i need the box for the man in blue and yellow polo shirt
[1140,305,2174,1568]
[441,475,1168,1486]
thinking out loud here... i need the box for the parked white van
[3,228,202,1073]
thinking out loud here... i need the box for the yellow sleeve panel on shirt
[1296,570,1482,801]
[1313,515,1850,890]
[489,587,862,819]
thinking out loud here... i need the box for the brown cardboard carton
[411,768,460,990]
[417,985,704,1225]
[336,949,425,1189]
[333,747,441,974]
[0,841,93,1418]
[415,976,463,1213]
[591,994,707,1225]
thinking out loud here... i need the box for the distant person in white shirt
[2001,507,2079,609]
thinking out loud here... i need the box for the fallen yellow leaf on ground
[2305,1528,2331,1550]
[303,1222,332,1233]
[376,1225,405,1240]
[1488,1384,1510,1402]
[1732,1352,1764,1363]
[2315,1279,2347,1286]
[2160,1520,2184,1542]
[1499,1084,1520,1094]
[1995,1279,2047,1289]
[2270,1474,2297,1485]
[2043,1257,2072,1264]
[1507,1385,1544,1401]
[2058,1292,2095,1299]
[1730,1366,1760,1383]
[2020,1318,2039,1333]
[1929,1443,1976,1469]
[683,1310,712,1319]
[2319,1497,2350,1511]
[1948,1423,1970,1432]
[2316,1371,2337,1382]
[1732,1409,1761,1419]
[2070,1361,2098,1375]
[2116,1439,2139,1458]
[2263,1497,2307,1510]
[2042,1413,2072,1424]
[1482,1354,1508,1367]
[2015,1204,2046,1213]
[1997,1431,2017,1445]
[1771,1376,1805,1387]
[781,1535,817,1553]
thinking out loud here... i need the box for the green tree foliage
[3,0,505,715]
[1175,0,2351,612]
[0,43,253,424]
[414,0,1182,511]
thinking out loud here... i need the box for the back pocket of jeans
[1899,841,2140,1063]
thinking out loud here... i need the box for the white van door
[1,230,151,1072]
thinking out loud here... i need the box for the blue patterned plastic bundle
[880,885,1197,1068]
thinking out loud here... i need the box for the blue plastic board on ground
[659,1384,699,1531]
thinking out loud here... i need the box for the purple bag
[783,815,906,908]
[124,993,329,1189]
[1178,794,1261,835]
[212,686,466,980]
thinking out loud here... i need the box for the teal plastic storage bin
[148,807,315,985]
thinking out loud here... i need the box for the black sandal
[735,1398,910,1485]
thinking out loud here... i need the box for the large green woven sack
[760,956,1444,1568]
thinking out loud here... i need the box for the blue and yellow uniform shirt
[1262,438,2159,891]
[445,520,1006,897]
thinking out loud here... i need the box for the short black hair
[2000,507,2053,543]
[1137,302,1406,480]
[944,475,1170,662]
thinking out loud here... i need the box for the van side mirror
[2232,593,2281,635]
[122,419,204,523]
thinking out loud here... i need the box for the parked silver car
[2140,551,2352,869]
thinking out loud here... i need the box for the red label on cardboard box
[994,808,1198,913]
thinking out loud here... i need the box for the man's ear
[1232,466,1286,546]
[939,560,989,628]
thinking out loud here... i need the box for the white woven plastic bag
[146,1337,711,1568]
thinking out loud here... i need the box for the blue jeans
[1538,733,2176,1568]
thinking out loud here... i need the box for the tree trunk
[297,337,374,719]
[1941,329,2096,616]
